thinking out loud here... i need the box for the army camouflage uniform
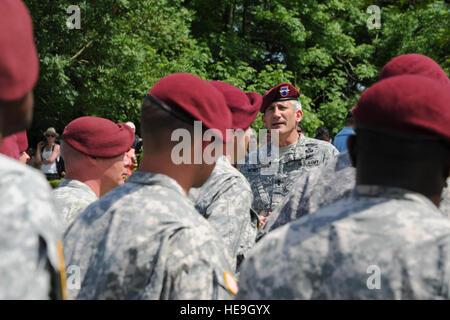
[240,134,338,216]
[237,185,450,299]
[64,171,237,300]
[0,154,65,299]
[258,151,355,240]
[53,179,98,230]
[259,154,450,241]
[189,156,258,272]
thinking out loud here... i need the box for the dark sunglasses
[46,135,56,138]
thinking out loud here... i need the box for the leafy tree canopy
[24,0,449,146]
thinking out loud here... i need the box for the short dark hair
[353,128,450,199]
[315,126,330,140]
[141,95,197,152]
[344,111,354,126]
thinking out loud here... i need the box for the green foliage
[48,179,61,189]
[25,0,449,144]
[25,0,210,145]
[371,1,450,74]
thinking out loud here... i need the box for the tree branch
[71,40,94,60]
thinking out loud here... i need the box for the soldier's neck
[65,174,101,198]
[84,180,101,198]
[356,168,444,208]
[140,153,194,195]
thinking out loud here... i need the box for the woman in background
[36,127,61,180]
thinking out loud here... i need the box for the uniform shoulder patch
[224,271,239,295]
[56,241,68,300]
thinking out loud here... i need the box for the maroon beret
[62,117,135,158]
[354,75,450,144]
[261,83,300,113]
[0,0,39,101]
[380,54,450,89]
[149,73,232,141]
[0,134,20,159]
[15,130,28,153]
[209,81,262,130]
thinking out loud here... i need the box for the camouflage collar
[355,185,439,213]
[57,179,97,198]
[126,171,186,196]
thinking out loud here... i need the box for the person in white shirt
[36,127,61,180]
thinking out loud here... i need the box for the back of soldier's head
[142,73,232,155]
[351,75,450,200]
[141,95,197,152]
[61,117,134,184]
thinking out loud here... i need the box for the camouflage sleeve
[239,165,272,216]
[236,234,284,300]
[236,207,259,272]
[203,178,256,270]
[323,143,339,163]
[163,227,237,300]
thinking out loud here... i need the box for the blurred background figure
[124,121,140,176]
[26,147,38,168]
[333,111,355,152]
[35,127,61,180]
[314,125,332,143]
[16,131,30,164]
[0,131,29,162]
[125,121,143,154]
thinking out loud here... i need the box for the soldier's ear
[347,135,357,168]
[295,109,303,123]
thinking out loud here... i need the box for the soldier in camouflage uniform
[64,73,238,299]
[0,155,65,299]
[258,54,450,240]
[0,0,66,299]
[240,83,338,220]
[258,151,355,240]
[237,74,450,299]
[53,117,134,230]
[189,81,261,271]
[261,153,450,241]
